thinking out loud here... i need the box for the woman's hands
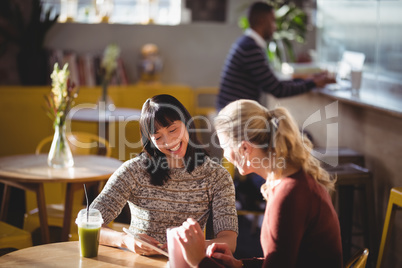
[311,71,337,88]
[177,218,207,266]
[177,218,242,268]
[207,243,243,268]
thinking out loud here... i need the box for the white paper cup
[351,70,362,96]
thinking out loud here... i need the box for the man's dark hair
[247,1,274,28]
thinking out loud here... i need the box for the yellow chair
[376,187,402,268]
[35,132,111,157]
[24,132,112,242]
[193,87,224,165]
[326,163,377,262]
[193,87,218,118]
[221,157,235,178]
[0,221,32,252]
[193,87,218,141]
[345,248,369,268]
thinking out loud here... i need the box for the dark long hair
[139,94,208,186]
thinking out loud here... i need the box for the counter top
[278,64,402,118]
[317,83,402,119]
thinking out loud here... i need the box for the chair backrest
[345,248,369,268]
[376,187,402,268]
[221,157,235,179]
[0,221,32,250]
[192,87,223,159]
[193,87,218,117]
[35,132,111,157]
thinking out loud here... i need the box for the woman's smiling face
[150,120,189,161]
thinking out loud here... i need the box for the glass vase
[99,82,115,113]
[48,124,74,168]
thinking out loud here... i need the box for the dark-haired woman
[90,94,238,256]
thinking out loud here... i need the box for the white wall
[44,23,243,88]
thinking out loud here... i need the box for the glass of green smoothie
[75,208,103,258]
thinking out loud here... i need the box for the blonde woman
[176,99,342,267]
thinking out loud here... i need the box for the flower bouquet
[44,63,79,168]
[99,43,120,110]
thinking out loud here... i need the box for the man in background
[216,1,335,213]
[216,1,334,110]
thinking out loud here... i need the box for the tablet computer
[123,227,169,257]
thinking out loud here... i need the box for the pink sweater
[200,169,343,268]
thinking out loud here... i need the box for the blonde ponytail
[273,107,335,192]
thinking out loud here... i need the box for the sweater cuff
[199,257,225,268]
[241,257,265,267]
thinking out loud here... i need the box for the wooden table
[68,106,141,140]
[69,106,141,122]
[0,241,168,267]
[0,154,122,243]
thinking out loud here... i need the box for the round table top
[68,106,141,123]
[0,241,168,267]
[0,154,123,183]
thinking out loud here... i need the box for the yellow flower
[50,63,70,107]
[45,63,78,128]
[101,44,121,82]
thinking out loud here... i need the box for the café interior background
[0,0,401,267]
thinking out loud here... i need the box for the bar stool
[376,187,402,268]
[314,147,365,167]
[326,163,377,263]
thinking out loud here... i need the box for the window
[316,0,402,85]
[41,0,183,25]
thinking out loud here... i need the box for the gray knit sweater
[90,154,238,243]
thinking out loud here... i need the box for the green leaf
[237,1,308,63]
[276,5,290,18]
[238,15,249,30]
[282,38,296,62]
